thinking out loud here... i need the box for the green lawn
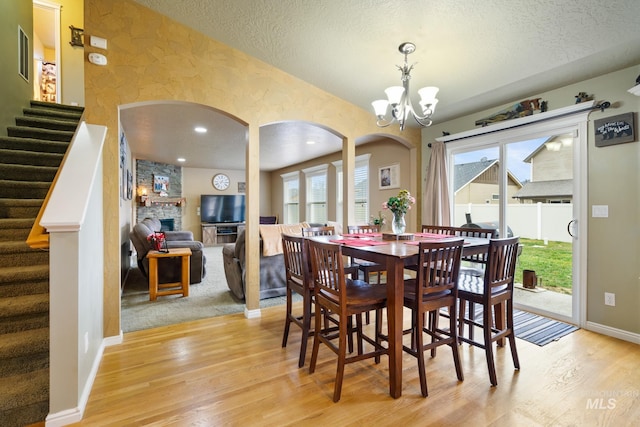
[515,238,573,294]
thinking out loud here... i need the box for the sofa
[129,218,206,284]
[222,223,309,300]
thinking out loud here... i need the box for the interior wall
[85,0,419,336]
[422,65,640,336]
[56,0,84,105]
[182,167,246,239]
[0,0,33,134]
[271,139,414,230]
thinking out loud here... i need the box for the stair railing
[26,110,86,249]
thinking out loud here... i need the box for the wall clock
[212,173,230,190]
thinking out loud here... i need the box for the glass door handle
[567,219,577,237]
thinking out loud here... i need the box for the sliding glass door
[446,119,586,325]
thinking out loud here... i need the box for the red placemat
[339,239,389,247]
[414,232,449,239]
[341,233,383,238]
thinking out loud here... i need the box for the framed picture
[126,170,133,200]
[153,175,169,193]
[238,182,246,193]
[379,164,400,189]
[594,112,636,147]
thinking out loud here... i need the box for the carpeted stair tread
[0,328,49,361]
[0,148,63,167]
[0,293,48,319]
[0,180,50,200]
[0,218,34,229]
[0,198,43,219]
[0,368,48,411]
[23,106,82,121]
[0,241,48,268]
[0,264,49,285]
[7,126,75,142]
[30,99,84,114]
[0,136,69,153]
[15,116,80,132]
[0,163,57,182]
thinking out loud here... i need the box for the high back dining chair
[307,239,388,402]
[346,224,384,284]
[457,236,521,386]
[302,226,335,236]
[281,233,314,368]
[402,238,465,397]
[420,225,455,235]
[302,226,359,278]
[452,227,496,276]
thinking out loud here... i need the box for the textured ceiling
[123,0,640,171]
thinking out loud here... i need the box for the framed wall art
[594,112,636,147]
[153,174,169,193]
[379,164,400,189]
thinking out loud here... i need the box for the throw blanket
[259,222,309,256]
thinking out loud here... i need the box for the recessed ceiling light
[306,140,316,145]
[194,126,207,133]
[177,157,186,162]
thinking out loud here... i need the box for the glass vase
[391,211,406,234]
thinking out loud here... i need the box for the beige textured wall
[84,0,420,336]
[423,65,640,335]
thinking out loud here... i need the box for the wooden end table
[146,248,192,301]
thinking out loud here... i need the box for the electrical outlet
[604,292,615,306]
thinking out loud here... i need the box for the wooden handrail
[26,110,86,250]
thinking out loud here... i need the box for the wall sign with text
[594,112,636,147]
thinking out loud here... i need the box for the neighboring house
[454,158,522,204]
[514,135,573,203]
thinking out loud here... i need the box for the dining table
[309,231,490,399]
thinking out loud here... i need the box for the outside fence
[454,203,573,243]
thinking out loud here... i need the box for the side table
[146,248,192,301]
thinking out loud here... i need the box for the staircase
[0,101,83,427]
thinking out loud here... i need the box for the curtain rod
[427,101,610,147]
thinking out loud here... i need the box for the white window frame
[302,164,328,224]
[280,171,299,224]
[333,153,371,225]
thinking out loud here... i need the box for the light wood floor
[69,304,639,426]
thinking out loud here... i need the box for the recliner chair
[129,218,206,284]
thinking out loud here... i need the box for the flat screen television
[200,194,246,223]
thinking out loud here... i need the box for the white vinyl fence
[454,203,573,243]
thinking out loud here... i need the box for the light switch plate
[592,205,608,218]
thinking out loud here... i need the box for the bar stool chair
[457,236,521,386]
[346,225,385,284]
[281,233,315,368]
[302,226,359,278]
[308,239,388,402]
[401,238,465,397]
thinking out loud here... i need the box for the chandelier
[372,42,439,131]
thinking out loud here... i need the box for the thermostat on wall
[88,53,107,66]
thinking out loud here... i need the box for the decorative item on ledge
[139,195,186,207]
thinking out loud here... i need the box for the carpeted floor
[121,246,291,332]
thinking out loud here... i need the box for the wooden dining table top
[308,232,489,262]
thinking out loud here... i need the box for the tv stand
[201,222,245,246]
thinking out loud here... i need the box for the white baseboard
[46,332,121,426]
[585,321,640,344]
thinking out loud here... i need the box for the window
[333,154,371,224]
[18,26,29,81]
[303,164,328,224]
[281,171,299,224]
